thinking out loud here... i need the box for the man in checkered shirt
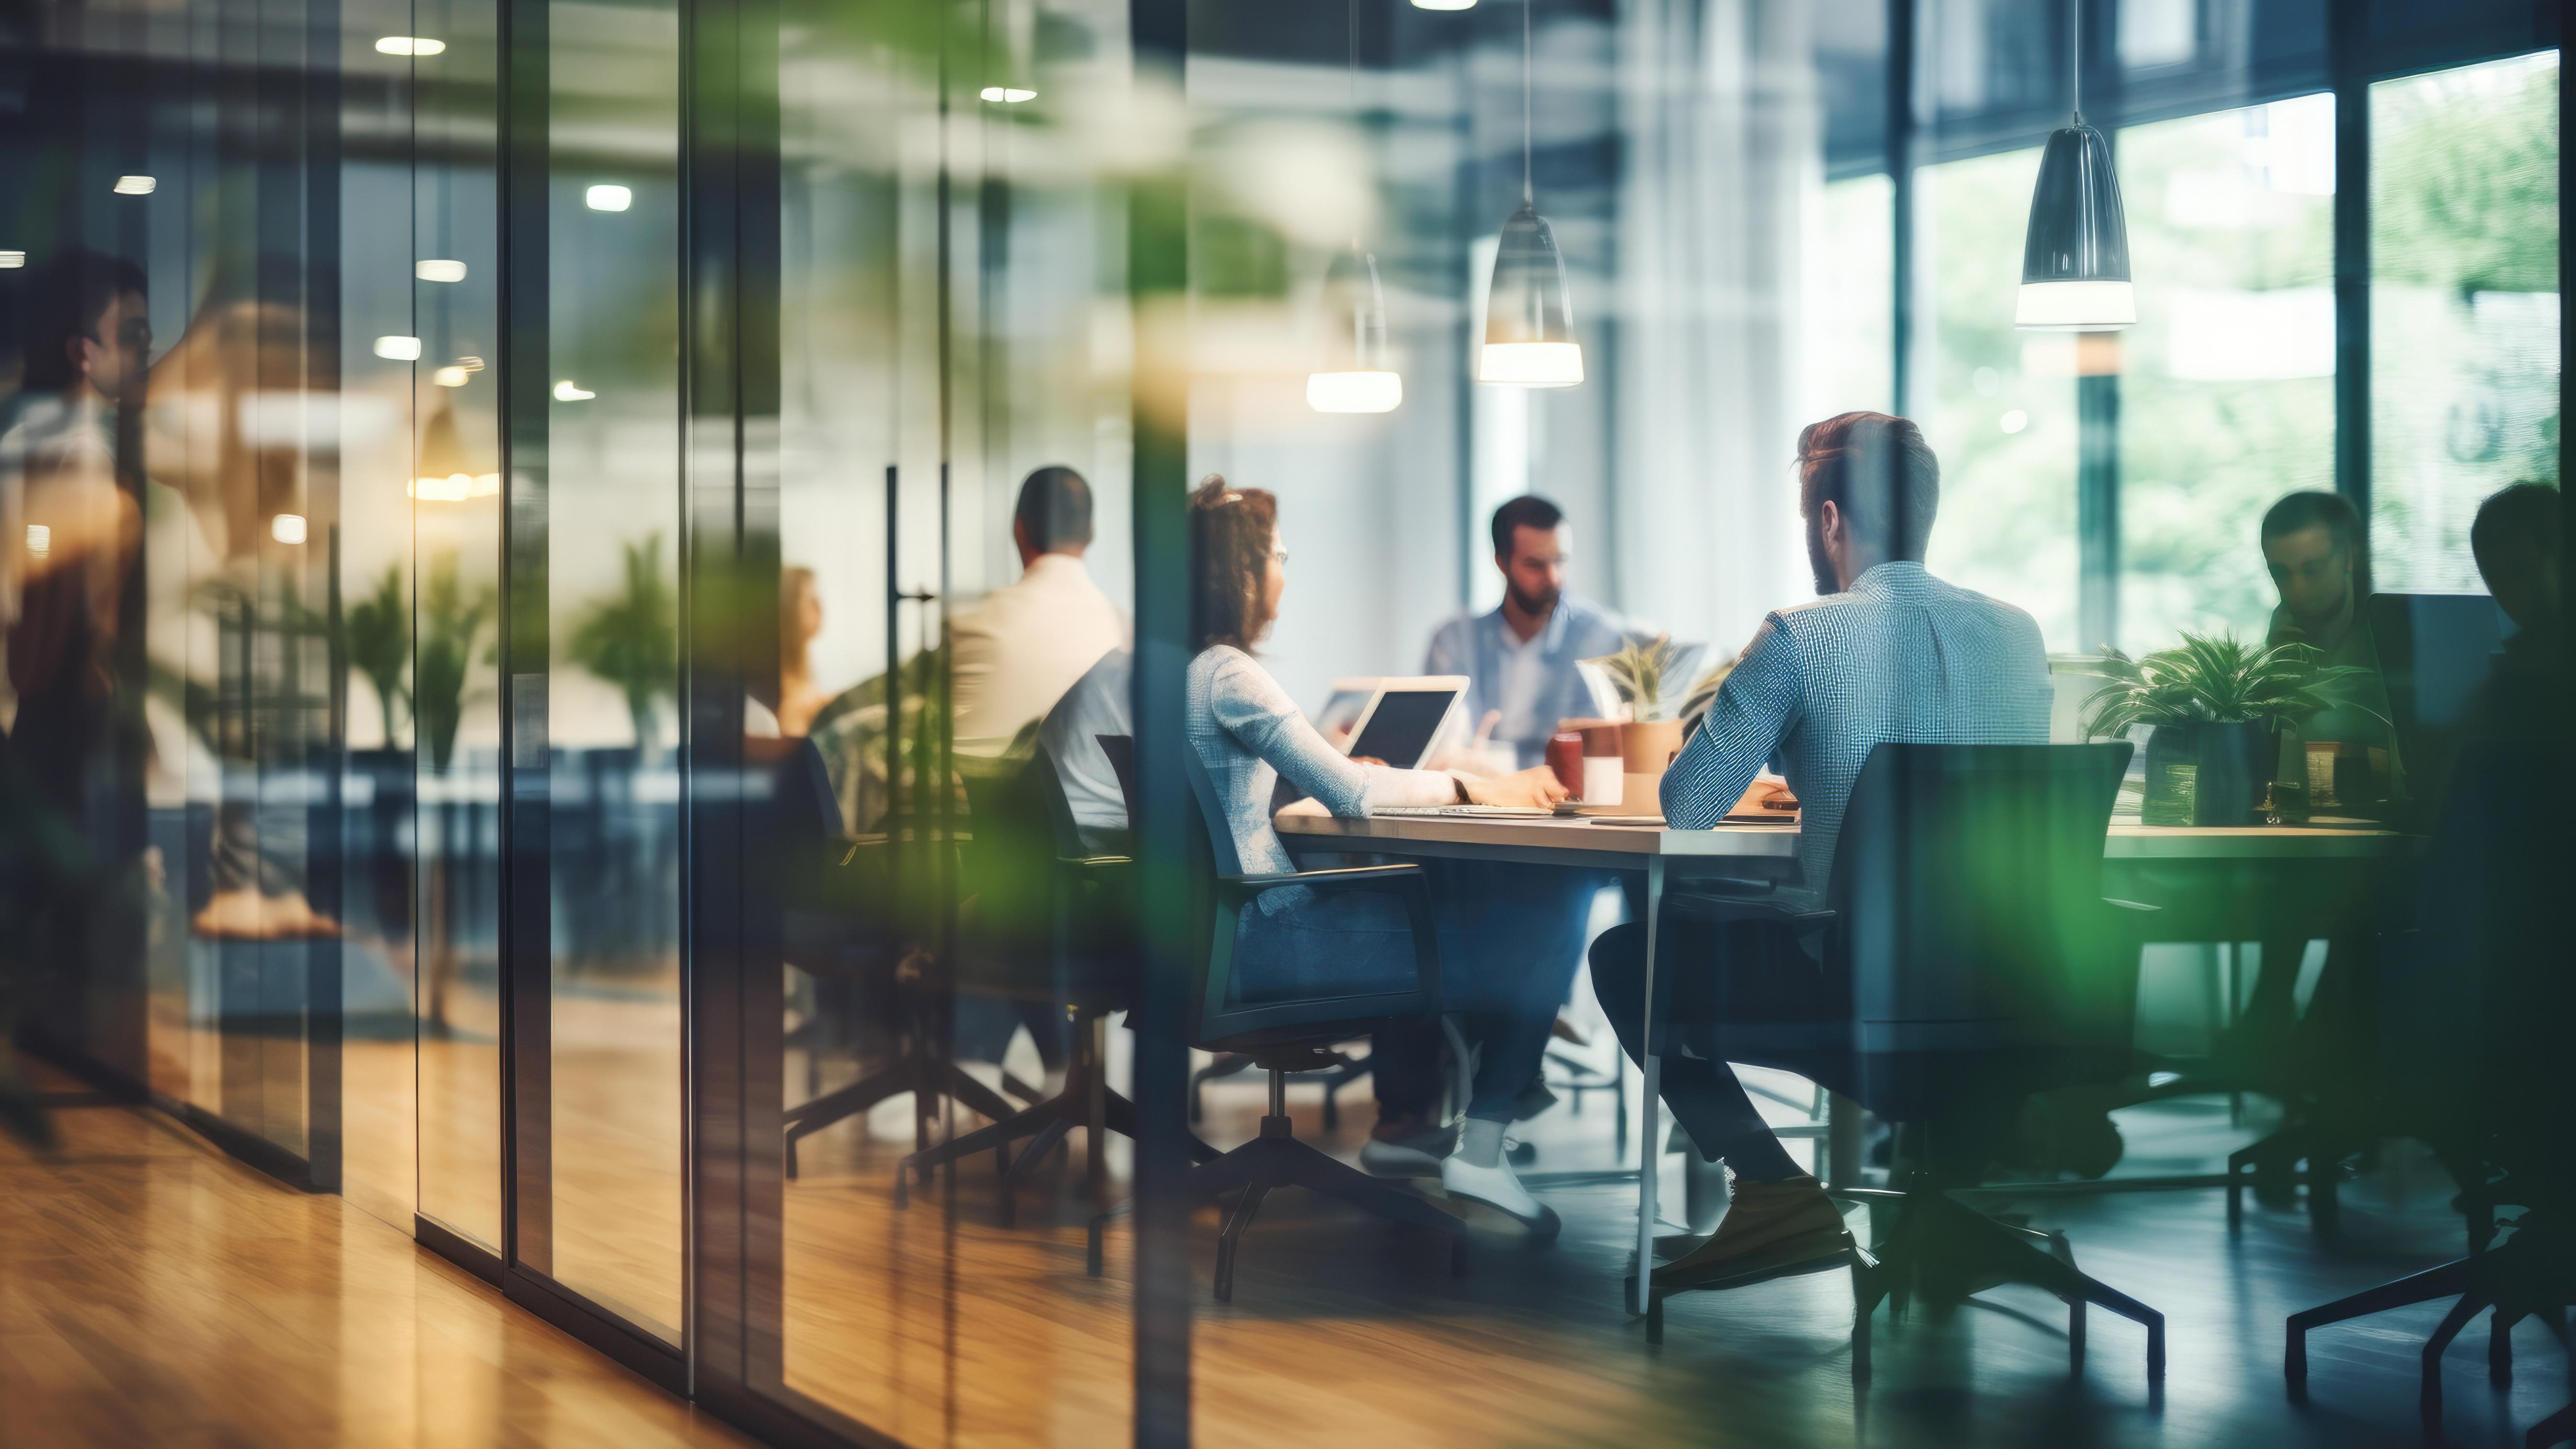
[1590,410,2054,1283]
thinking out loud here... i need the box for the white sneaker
[1440,1154,1562,1237]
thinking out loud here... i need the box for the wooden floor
[13,1048,2574,1449]
[772,1065,2575,1449]
[0,1066,749,1449]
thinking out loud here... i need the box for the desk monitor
[1344,677,1467,770]
[2368,592,2509,820]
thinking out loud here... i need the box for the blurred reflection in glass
[2117,95,2336,650]
[544,0,686,1338]
[1919,147,2082,650]
[2370,51,2560,594]
[412,0,507,1251]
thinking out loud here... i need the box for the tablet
[1343,678,1467,770]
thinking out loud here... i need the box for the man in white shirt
[948,466,1127,759]
[1037,647,1131,853]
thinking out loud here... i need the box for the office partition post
[1127,0,1193,1440]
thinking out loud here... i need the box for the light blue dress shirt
[1661,562,2054,893]
[1423,594,1635,768]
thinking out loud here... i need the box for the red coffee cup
[1546,732,1584,797]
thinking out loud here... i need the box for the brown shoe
[1652,1174,1851,1291]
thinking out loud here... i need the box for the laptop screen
[1347,687,1459,770]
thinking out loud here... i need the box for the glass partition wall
[2,0,2564,1445]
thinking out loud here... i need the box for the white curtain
[1610,0,1817,661]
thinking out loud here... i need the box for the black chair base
[783,1048,1040,1180]
[2286,1210,2573,1435]
[892,1032,1222,1224]
[1188,1049,1370,1130]
[1625,1236,1872,1349]
[1087,1106,1469,1302]
[1851,1184,2166,1381]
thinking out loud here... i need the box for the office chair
[2284,743,2573,1447]
[893,746,1217,1222]
[1087,740,1468,1302]
[767,737,1035,1180]
[1632,743,2165,1382]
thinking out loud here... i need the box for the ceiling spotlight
[978,86,1037,104]
[375,36,446,55]
[553,380,595,402]
[373,335,424,361]
[1412,0,1476,8]
[271,513,309,545]
[114,175,156,196]
[415,259,467,283]
[585,184,632,212]
[433,366,470,388]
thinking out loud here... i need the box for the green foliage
[346,564,410,747]
[417,552,495,773]
[567,533,680,751]
[2074,631,2381,739]
[2371,61,2559,296]
[1586,633,1690,722]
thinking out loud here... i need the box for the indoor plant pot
[2077,631,2380,831]
[2141,719,2273,827]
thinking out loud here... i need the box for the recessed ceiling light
[271,513,309,545]
[415,259,467,283]
[433,366,470,388]
[978,87,1036,103]
[585,184,632,212]
[376,36,446,55]
[114,175,156,196]
[373,335,424,360]
[1412,0,1476,9]
[553,380,595,402]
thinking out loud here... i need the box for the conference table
[1275,806,2413,1315]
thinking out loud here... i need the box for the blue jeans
[1230,860,1600,1122]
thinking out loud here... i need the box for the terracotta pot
[1617,719,1686,782]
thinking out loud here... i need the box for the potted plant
[568,532,680,759]
[2076,632,2379,827]
[1585,633,1697,782]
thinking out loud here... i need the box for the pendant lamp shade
[1308,246,1403,414]
[2016,119,2133,330]
[1480,203,1583,387]
[410,404,500,501]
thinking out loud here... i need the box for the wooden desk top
[1274,809,2411,863]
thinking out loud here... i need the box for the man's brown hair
[1795,410,1941,563]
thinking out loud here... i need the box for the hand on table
[1459,766,1571,809]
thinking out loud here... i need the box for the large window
[2116,94,2338,652]
[2370,51,2561,594]
[1917,146,2081,650]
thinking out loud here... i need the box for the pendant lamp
[1309,0,1404,413]
[2016,0,2133,330]
[409,403,499,501]
[1308,245,1403,413]
[1479,0,1582,387]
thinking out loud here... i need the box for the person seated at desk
[949,465,1127,759]
[1424,494,1635,769]
[1185,477,1591,1229]
[1588,410,2053,1277]
[2224,490,2401,1064]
